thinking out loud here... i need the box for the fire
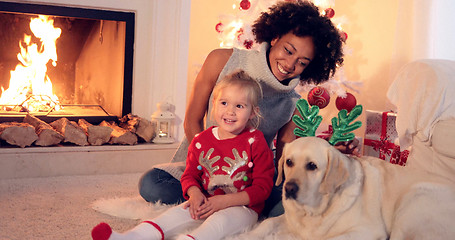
[0,15,61,112]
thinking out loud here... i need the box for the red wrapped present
[363,110,408,166]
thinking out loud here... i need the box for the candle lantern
[151,102,175,144]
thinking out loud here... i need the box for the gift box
[363,110,408,166]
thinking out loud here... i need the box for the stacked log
[0,122,38,148]
[50,118,89,146]
[78,119,113,146]
[100,120,138,145]
[119,113,155,142]
[0,114,157,148]
[24,114,64,146]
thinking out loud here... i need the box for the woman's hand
[334,137,361,156]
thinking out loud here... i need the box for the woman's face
[268,33,315,81]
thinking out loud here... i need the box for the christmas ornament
[336,92,357,112]
[324,8,335,18]
[215,22,223,33]
[340,31,348,42]
[307,87,330,109]
[243,40,253,49]
[240,0,251,10]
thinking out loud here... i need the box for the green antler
[328,105,363,145]
[292,99,323,137]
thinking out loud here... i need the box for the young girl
[92,70,275,240]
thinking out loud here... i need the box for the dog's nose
[285,182,299,199]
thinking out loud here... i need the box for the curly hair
[252,0,343,84]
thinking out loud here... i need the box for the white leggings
[151,202,258,240]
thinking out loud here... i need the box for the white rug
[91,197,299,240]
[92,196,172,220]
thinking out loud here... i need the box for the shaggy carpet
[0,173,143,240]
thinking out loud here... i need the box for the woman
[139,0,346,217]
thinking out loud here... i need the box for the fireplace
[0,1,134,124]
[0,0,190,179]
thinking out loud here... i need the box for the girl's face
[268,33,315,81]
[213,84,256,140]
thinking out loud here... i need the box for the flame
[0,15,61,112]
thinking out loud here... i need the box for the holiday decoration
[293,99,362,145]
[364,110,409,165]
[215,22,224,33]
[293,99,322,138]
[240,0,251,10]
[307,86,330,109]
[243,40,253,49]
[151,102,175,144]
[328,105,362,145]
[340,31,348,42]
[324,8,335,18]
[336,92,357,112]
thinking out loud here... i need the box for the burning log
[50,118,88,146]
[78,119,113,146]
[24,114,64,146]
[0,122,38,148]
[100,120,137,145]
[119,114,155,142]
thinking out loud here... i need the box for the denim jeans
[138,168,284,218]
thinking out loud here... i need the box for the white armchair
[387,59,455,182]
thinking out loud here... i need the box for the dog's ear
[319,147,350,194]
[275,143,287,186]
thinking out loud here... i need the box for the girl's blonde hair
[212,70,263,129]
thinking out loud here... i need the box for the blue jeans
[138,168,284,218]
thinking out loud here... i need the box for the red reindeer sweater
[181,126,275,214]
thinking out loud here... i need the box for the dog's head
[276,137,350,212]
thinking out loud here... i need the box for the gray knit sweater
[155,43,301,180]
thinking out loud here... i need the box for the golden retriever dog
[237,137,455,240]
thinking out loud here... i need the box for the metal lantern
[151,102,175,144]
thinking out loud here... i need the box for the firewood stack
[0,114,155,148]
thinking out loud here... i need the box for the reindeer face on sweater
[199,147,250,195]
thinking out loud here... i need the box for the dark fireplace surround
[0,1,135,124]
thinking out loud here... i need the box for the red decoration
[307,87,330,109]
[240,0,251,10]
[340,31,348,42]
[243,40,253,49]
[215,22,223,33]
[336,92,357,112]
[324,8,335,18]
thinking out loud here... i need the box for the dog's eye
[306,162,317,171]
[285,159,294,167]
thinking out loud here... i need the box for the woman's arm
[184,48,233,143]
[275,108,299,163]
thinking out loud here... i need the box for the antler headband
[292,99,363,145]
